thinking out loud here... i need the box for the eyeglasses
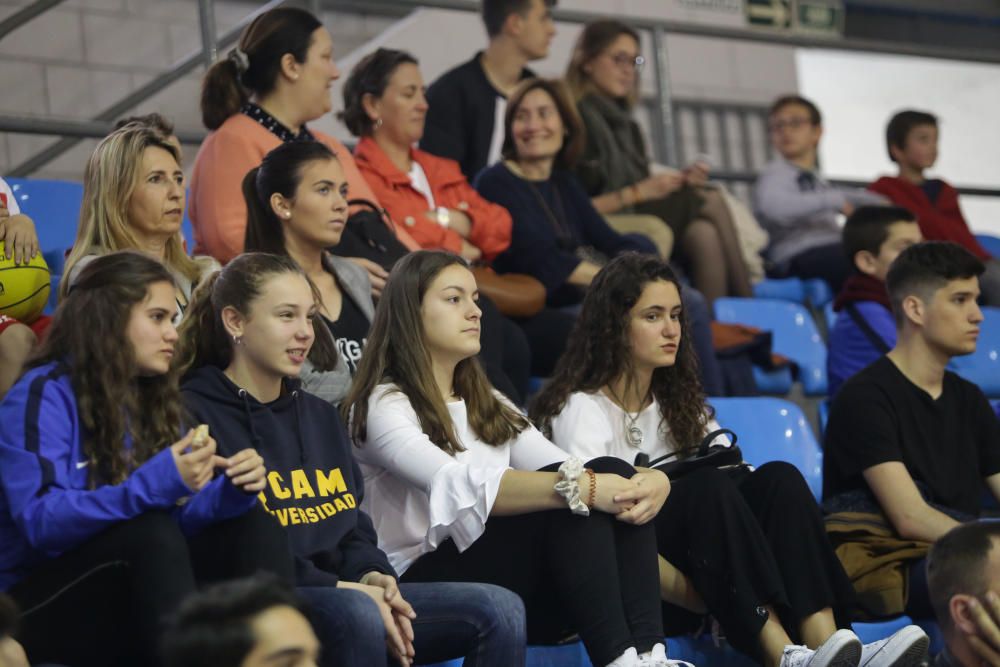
[768,117,814,132]
[608,53,645,71]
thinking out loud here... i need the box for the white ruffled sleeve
[357,387,507,552]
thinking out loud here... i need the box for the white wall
[797,49,1000,236]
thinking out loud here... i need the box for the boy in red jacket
[869,110,1000,305]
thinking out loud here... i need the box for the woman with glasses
[566,20,754,306]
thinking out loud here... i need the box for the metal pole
[0,0,65,41]
[198,0,219,69]
[650,26,679,167]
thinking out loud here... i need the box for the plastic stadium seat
[181,188,195,252]
[715,298,828,395]
[949,306,1000,398]
[817,399,831,436]
[6,178,83,276]
[975,234,1000,259]
[753,277,805,302]
[710,397,823,500]
[803,278,834,307]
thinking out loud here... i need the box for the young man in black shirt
[824,241,1000,617]
[419,0,555,180]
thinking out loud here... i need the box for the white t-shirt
[548,391,729,466]
[354,383,567,575]
[0,178,20,215]
[408,161,436,210]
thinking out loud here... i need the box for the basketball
[0,243,51,323]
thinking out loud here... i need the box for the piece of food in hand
[191,424,210,450]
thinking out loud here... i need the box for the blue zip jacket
[0,361,258,590]
[182,366,394,587]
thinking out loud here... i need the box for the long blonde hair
[63,123,198,298]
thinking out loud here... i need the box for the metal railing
[2,0,1000,204]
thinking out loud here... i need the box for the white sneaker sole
[812,629,863,667]
[862,626,930,667]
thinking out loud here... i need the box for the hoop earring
[233,335,243,346]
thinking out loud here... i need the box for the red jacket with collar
[353,137,512,261]
[868,176,990,260]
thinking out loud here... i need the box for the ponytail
[242,167,286,256]
[199,7,322,131]
[201,59,247,131]
[175,271,230,375]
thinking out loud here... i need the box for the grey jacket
[752,158,886,264]
[299,253,375,407]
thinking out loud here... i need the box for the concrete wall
[0,0,797,180]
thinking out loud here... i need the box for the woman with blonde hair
[566,19,753,306]
[62,122,218,314]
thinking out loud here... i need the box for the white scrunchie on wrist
[554,456,590,516]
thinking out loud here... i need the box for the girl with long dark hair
[343,250,688,667]
[0,251,292,667]
[177,252,526,667]
[531,253,928,667]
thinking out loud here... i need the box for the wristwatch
[435,206,451,228]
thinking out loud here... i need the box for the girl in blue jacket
[176,252,525,667]
[0,251,293,667]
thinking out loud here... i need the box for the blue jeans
[297,581,525,667]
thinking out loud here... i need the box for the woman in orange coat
[343,48,512,264]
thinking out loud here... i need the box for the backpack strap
[845,303,891,354]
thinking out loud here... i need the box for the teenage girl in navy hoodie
[177,252,525,667]
[0,251,293,667]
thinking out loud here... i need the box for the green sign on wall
[746,0,843,36]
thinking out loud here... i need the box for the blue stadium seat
[818,399,830,436]
[975,234,1000,259]
[6,178,83,276]
[715,298,828,395]
[181,187,195,252]
[753,277,805,302]
[804,278,834,307]
[710,397,823,500]
[948,306,1000,398]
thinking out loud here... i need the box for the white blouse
[354,384,568,575]
[548,391,729,466]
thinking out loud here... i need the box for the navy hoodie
[182,366,394,586]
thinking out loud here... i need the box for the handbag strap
[639,428,739,468]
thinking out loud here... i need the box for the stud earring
[374,117,383,131]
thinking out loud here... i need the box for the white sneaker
[859,625,929,667]
[638,642,697,667]
[780,629,862,667]
[606,646,639,667]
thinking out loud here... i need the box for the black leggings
[401,457,663,666]
[8,507,293,667]
[653,462,855,659]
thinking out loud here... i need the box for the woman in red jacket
[342,48,512,264]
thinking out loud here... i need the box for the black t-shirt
[322,293,368,375]
[823,356,1000,516]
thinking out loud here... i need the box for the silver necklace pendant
[627,425,644,447]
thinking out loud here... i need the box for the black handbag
[635,428,749,481]
[328,198,410,272]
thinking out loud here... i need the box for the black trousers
[8,507,293,667]
[512,307,576,378]
[401,457,663,666]
[783,243,850,295]
[653,462,855,659]
[478,295,531,405]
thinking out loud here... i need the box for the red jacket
[354,137,511,261]
[868,176,989,260]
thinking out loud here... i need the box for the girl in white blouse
[343,250,688,667]
[531,253,929,667]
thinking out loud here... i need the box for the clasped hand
[588,470,671,525]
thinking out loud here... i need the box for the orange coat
[353,137,511,261]
[189,115,419,264]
